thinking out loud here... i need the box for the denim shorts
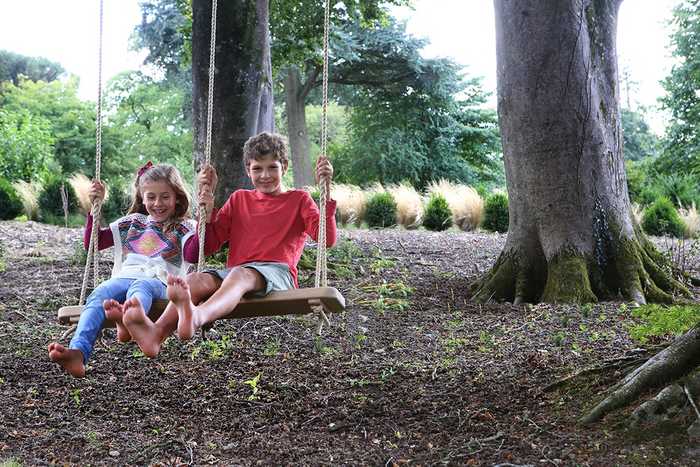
[204,262,294,297]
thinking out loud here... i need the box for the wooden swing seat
[57,287,345,326]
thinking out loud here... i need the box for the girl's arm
[182,234,200,263]
[83,212,114,251]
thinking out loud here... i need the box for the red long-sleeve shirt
[204,189,337,287]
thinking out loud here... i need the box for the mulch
[0,220,698,466]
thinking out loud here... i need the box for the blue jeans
[69,277,167,363]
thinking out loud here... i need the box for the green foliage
[106,72,194,184]
[0,49,64,84]
[625,158,654,205]
[649,173,700,209]
[38,175,78,223]
[101,180,133,222]
[365,191,397,228]
[658,1,700,174]
[641,197,685,238]
[482,193,509,233]
[0,109,56,182]
[0,178,23,220]
[621,108,659,161]
[0,77,125,180]
[423,193,452,231]
[629,304,700,344]
[330,19,502,189]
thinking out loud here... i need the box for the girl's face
[140,180,177,222]
[246,154,287,195]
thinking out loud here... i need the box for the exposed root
[581,325,700,424]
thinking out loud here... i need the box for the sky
[0,0,679,133]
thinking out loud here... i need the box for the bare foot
[122,297,161,358]
[48,342,85,378]
[168,275,199,340]
[103,299,131,343]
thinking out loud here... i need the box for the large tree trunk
[480,0,698,427]
[192,0,274,203]
[473,0,688,305]
[285,65,316,188]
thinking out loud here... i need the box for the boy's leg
[49,277,130,377]
[124,272,220,355]
[173,267,264,340]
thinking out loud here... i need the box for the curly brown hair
[127,163,191,226]
[243,132,289,167]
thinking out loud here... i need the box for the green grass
[629,304,700,344]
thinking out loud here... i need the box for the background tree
[0,50,64,85]
[620,107,659,161]
[270,0,407,188]
[106,71,193,182]
[475,0,698,426]
[658,0,700,175]
[333,21,501,188]
[0,77,123,180]
[191,0,273,201]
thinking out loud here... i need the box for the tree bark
[192,0,274,203]
[285,65,317,188]
[473,0,688,304]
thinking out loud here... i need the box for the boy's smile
[247,154,287,196]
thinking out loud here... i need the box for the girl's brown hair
[127,163,191,227]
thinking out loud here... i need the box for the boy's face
[246,154,287,196]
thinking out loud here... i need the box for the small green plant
[477,331,495,352]
[202,335,233,360]
[0,178,23,220]
[444,336,468,353]
[423,193,453,231]
[263,338,281,357]
[482,192,509,233]
[370,258,396,274]
[641,197,685,238]
[579,303,594,318]
[365,192,397,228]
[629,304,700,343]
[353,333,368,349]
[70,388,81,406]
[243,373,262,401]
[551,331,567,346]
[101,180,132,221]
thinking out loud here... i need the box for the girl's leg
[49,277,131,377]
[172,267,264,340]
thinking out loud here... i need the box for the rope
[79,0,105,306]
[314,0,332,332]
[197,0,218,271]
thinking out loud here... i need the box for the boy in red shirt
[122,132,337,356]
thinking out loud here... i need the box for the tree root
[581,325,700,424]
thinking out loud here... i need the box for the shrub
[365,191,397,228]
[388,182,423,229]
[641,197,685,238]
[332,183,367,226]
[678,203,700,238]
[652,173,700,209]
[11,179,40,220]
[101,180,132,222]
[426,179,484,231]
[482,192,509,233]
[0,178,23,220]
[38,175,78,223]
[423,193,452,231]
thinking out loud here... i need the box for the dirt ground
[0,220,699,466]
